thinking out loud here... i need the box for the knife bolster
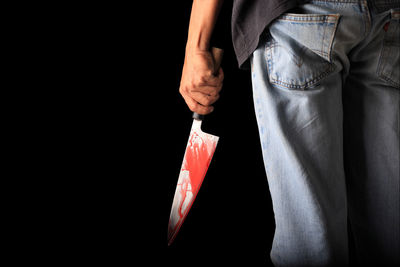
[192,112,204,121]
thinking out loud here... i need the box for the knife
[168,47,223,246]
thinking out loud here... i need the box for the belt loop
[366,0,377,14]
[361,0,372,36]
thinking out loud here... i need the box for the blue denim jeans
[251,0,399,266]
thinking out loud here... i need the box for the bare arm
[179,0,225,115]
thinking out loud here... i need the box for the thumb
[211,47,224,74]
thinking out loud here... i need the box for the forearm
[180,0,225,115]
[186,0,224,52]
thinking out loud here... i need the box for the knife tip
[167,228,176,246]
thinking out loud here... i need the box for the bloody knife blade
[168,47,223,246]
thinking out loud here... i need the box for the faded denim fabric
[251,0,399,266]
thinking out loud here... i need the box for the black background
[48,2,275,266]
[139,3,274,265]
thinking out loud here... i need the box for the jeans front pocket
[266,13,340,90]
[377,9,400,89]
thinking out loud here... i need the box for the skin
[179,0,225,115]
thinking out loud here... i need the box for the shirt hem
[234,1,299,69]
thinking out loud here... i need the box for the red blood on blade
[168,121,218,245]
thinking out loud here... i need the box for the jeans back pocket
[377,9,400,89]
[266,13,340,90]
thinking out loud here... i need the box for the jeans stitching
[269,64,335,89]
[265,14,339,90]
[377,45,400,88]
[266,39,336,90]
[278,13,340,23]
[377,15,400,88]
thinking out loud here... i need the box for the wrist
[186,35,210,53]
[185,44,210,57]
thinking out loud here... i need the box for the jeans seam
[278,14,340,22]
[376,12,400,88]
[377,44,400,88]
[361,0,372,38]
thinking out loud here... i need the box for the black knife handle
[192,112,204,121]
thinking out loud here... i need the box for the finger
[196,67,224,87]
[190,84,223,96]
[190,91,220,106]
[215,67,224,80]
[209,67,224,85]
[181,91,214,115]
